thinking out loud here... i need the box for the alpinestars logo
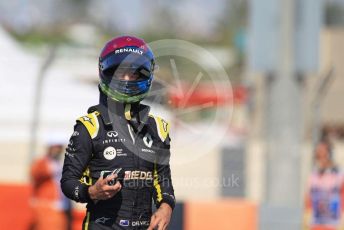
[95,217,111,224]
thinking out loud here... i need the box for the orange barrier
[184,199,257,230]
[0,183,33,230]
[73,209,86,230]
[0,184,258,230]
[311,227,336,230]
[0,183,87,230]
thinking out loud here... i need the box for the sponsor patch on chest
[103,146,117,160]
[124,170,153,180]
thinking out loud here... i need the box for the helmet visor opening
[103,65,151,83]
[103,76,152,97]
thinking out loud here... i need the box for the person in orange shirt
[30,139,72,230]
[304,140,344,230]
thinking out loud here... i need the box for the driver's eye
[115,71,141,81]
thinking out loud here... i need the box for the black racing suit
[61,96,175,230]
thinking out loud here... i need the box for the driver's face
[114,69,141,81]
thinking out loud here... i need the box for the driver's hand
[147,203,172,230]
[88,174,121,200]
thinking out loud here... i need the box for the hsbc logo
[107,131,118,138]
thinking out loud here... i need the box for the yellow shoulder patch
[149,114,170,142]
[77,111,100,139]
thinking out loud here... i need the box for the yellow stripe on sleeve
[154,162,163,203]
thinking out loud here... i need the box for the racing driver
[61,36,175,230]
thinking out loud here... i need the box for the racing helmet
[98,36,155,103]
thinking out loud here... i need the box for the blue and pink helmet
[98,36,155,103]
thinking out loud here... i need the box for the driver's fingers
[104,174,117,183]
[148,215,158,230]
[158,221,167,230]
[95,175,104,185]
[103,191,113,198]
[112,181,122,191]
[103,181,122,192]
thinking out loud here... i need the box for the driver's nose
[123,73,131,81]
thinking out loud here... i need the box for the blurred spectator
[29,137,72,230]
[304,140,344,230]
